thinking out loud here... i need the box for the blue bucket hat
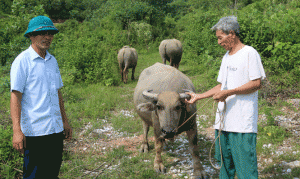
[24,15,59,38]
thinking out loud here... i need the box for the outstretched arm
[186,78,262,104]
[185,84,222,104]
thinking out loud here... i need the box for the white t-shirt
[214,45,266,133]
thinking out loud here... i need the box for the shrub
[0,0,12,14]
[177,0,300,96]
[130,22,152,50]
[258,125,289,144]
[0,0,45,67]
[51,19,125,86]
[177,9,226,87]
[0,75,10,94]
[0,126,23,178]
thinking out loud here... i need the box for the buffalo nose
[161,128,175,139]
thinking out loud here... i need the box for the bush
[176,9,226,87]
[19,0,105,21]
[262,42,300,93]
[51,19,125,86]
[177,0,300,96]
[0,0,45,67]
[0,75,10,94]
[129,22,152,50]
[0,126,23,178]
[0,0,12,14]
[258,125,289,144]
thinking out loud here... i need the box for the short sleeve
[10,57,28,93]
[55,61,63,89]
[248,49,266,81]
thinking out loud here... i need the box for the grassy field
[1,47,299,178]
[55,47,221,179]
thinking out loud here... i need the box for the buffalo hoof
[139,143,149,153]
[191,176,210,179]
[154,162,166,173]
[192,171,210,179]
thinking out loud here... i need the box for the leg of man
[23,145,38,179]
[229,132,258,179]
[23,132,64,179]
[214,130,236,179]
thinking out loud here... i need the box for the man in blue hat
[10,15,72,179]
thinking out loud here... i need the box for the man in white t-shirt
[185,16,266,179]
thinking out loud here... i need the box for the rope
[158,96,227,171]
[209,100,226,170]
[175,96,226,171]
[172,98,214,133]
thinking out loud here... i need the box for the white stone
[268,143,272,148]
[174,158,179,162]
[286,161,300,168]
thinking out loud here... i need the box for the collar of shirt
[28,45,52,61]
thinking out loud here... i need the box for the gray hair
[211,16,240,35]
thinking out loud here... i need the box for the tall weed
[0,126,22,178]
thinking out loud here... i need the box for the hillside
[0,0,300,178]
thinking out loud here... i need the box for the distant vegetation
[1,0,299,95]
[1,0,300,177]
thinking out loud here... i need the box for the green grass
[1,47,300,178]
[260,164,300,179]
[56,48,223,178]
[59,146,172,179]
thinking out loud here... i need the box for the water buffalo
[133,63,207,178]
[159,39,182,69]
[118,46,138,83]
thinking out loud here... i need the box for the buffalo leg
[131,66,136,80]
[139,121,149,153]
[186,129,207,178]
[119,64,124,82]
[154,137,166,173]
[123,67,128,83]
[153,112,166,173]
[170,58,175,68]
[120,70,124,82]
[162,57,166,65]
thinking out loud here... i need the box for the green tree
[0,0,12,14]
[130,22,152,51]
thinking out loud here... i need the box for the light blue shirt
[10,45,64,136]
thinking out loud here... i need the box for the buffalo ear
[137,102,156,112]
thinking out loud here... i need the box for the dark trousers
[23,132,64,179]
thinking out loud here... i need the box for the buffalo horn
[179,89,194,100]
[142,90,158,101]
